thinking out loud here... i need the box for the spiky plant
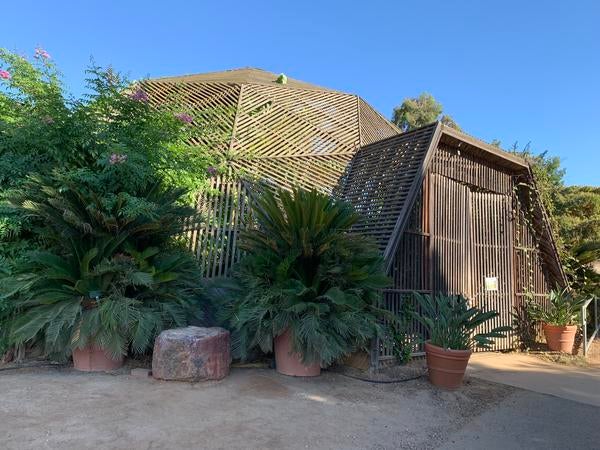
[213,187,391,366]
[0,176,204,359]
[411,293,511,350]
[527,288,584,327]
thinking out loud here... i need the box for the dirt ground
[1,366,598,449]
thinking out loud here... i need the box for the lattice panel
[142,81,240,153]
[232,84,361,159]
[339,123,437,251]
[358,98,400,145]
[187,175,251,278]
[235,154,355,194]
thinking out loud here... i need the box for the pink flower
[0,70,10,80]
[206,166,217,177]
[174,112,194,124]
[129,88,149,102]
[109,153,128,165]
[34,47,51,59]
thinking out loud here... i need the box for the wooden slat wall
[380,181,431,357]
[430,174,472,296]
[378,140,559,361]
[187,175,250,278]
[469,190,515,350]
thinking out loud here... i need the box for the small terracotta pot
[72,346,124,372]
[543,324,577,353]
[424,342,471,389]
[274,329,320,377]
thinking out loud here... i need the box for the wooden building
[142,68,399,277]
[338,122,565,366]
[144,69,564,366]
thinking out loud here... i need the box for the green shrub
[213,187,392,366]
[0,47,218,266]
[0,177,204,359]
[527,289,584,327]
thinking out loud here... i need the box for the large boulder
[152,327,231,381]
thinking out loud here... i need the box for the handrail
[582,296,599,357]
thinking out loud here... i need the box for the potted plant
[0,178,204,371]
[412,293,510,389]
[213,187,391,376]
[528,289,583,353]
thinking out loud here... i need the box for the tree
[392,93,461,132]
[509,142,599,296]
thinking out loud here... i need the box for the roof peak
[147,67,338,92]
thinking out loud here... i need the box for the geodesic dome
[142,68,399,276]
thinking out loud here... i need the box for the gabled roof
[339,122,565,284]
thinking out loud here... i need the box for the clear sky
[2,1,598,185]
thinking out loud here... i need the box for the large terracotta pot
[274,329,320,377]
[543,324,577,353]
[72,346,124,372]
[424,342,472,389]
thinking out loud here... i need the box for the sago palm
[214,187,392,366]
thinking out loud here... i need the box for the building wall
[379,143,553,360]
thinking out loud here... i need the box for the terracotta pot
[543,324,577,353]
[424,342,471,389]
[72,346,124,372]
[274,329,320,377]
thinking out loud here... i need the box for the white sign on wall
[484,277,498,291]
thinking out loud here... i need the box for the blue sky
[2,1,598,185]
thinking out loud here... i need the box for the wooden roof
[140,68,400,192]
[150,67,336,92]
[339,122,565,284]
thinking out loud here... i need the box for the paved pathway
[468,352,600,407]
[442,389,599,449]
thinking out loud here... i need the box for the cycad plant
[214,187,391,366]
[411,293,511,350]
[527,288,583,326]
[0,176,204,360]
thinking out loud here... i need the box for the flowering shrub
[0,47,217,358]
[0,47,218,262]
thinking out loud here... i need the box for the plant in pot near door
[412,293,511,389]
[528,289,583,353]
[214,187,391,376]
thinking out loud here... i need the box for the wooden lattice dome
[141,68,400,276]
[142,68,398,192]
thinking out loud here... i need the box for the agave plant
[0,175,204,359]
[213,187,391,366]
[411,293,511,350]
[527,288,583,327]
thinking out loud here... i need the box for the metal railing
[582,296,599,357]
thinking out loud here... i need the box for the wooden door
[430,175,515,349]
[469,191,515,349]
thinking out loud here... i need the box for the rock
[152,327,231,381]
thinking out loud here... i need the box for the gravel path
[1,366,597,449]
